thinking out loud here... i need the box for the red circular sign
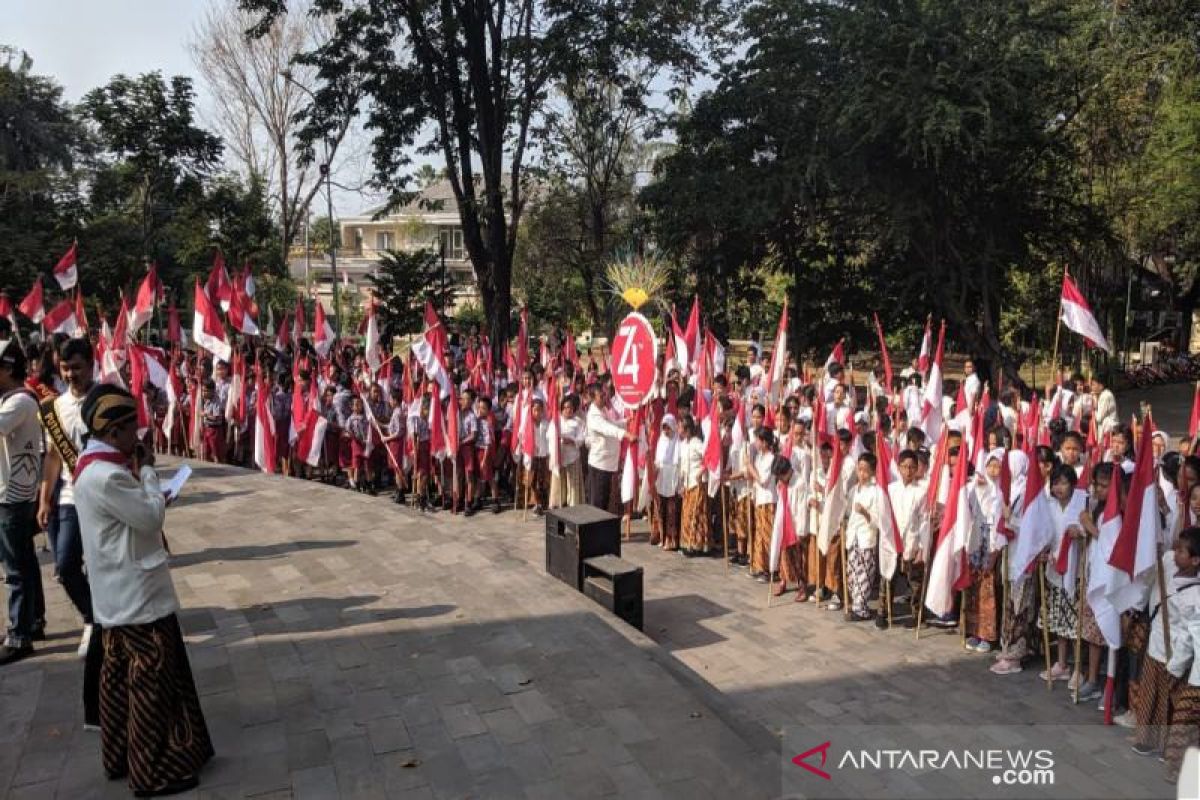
[610,312,657,407]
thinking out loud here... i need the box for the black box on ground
[544,505,621,590]
[582,555,643,630]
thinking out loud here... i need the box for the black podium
[545,505,621,590]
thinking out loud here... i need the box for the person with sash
[73,384,214,796]
[34,337,95,658]
[0,341,45,665]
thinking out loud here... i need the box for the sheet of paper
[163,464,192,501]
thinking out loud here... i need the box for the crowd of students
[5,313,1200,786]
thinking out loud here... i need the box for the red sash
[74,451,134,483]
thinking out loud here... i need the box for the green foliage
[365,249,456,340]
[452,302,486,333]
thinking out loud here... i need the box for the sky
[4,0,378,215]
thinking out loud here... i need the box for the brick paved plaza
[0,449,1181,799]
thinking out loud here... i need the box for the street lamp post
[281,69,339,339]
[440,231,447,318]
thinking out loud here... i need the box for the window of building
[376,231,393,252]
[439,227,466,260]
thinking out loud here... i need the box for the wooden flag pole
[1000,547,1010,655]
[721,481,729,573]
[885,571,894,628]
[959,590,968,648]
[839,522,850,615]
[1073,540,1087,704]
[1039,560,1054,691]
[1156,544,1173,662]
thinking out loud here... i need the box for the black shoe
[464,506,476,517]
[492,499,502,514]
[903,617,920,630]
[134,776,200,797]
[874,615,890,630]
[1131,743,1158,757]
[31,628,46,642]
[0,644,34,665]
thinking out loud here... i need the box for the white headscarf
[656,414,679,467]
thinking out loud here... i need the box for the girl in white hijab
[653,414,682,550]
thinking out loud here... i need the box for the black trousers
[587,466,615,513]
[84,622,104,727]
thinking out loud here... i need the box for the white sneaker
[1113,710,1137,729]
[77,624,93,660]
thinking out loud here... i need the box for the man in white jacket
[73,384,213,795]
[585,385,632,513]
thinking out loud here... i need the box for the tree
[241,0,728,357]
[191,0,360,264]
[644,0,1095,383]
[0,48,83,294]
[80,72,223,260]
[366,249,456,341]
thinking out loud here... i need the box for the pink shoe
[1037,663,1071,682]
[990,659,1022,676]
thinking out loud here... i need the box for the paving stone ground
[0,423,1185,799]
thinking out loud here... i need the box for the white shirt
[680,438,707,491]
[73,441,178,626]
[889,478,929,560]
[751,450,777,506]
[586,403,626,472]
[558,416,585,467]
[48,390,88,505]
[0,389,43,504]
[845,482,881,549]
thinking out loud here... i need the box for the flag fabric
[74,291,88,336]
[17,277,44,324]
[1107,416,1162,612]
[817,438,847,556]
[43,299,78,336]
[429,386,448,461]
[412,315,452,398]
[917,318,932,375]
[873,312,893,393]
[1060,271,1111,353]
[706,331,726,379]
[921,321,946,442]
[206,253,233,312]
[765,302,789,404]
[164,355,184,446]
[313,303,335,359]
[253,370,277,473]
[275,313,291,353]
[128,264,160,335]
[876,429,905,580]
[925,445,972,617]
[702,397,723,497]
[1190,382,1200,441]
[620,409,646,508]
[192,279,232,362]
[683,297,701,374]
[824,338,845,371]
[296,381,328,467]
[293,299,307,347]
[0,293,12,322]
[364,302,382,373]
[53,242,78,291]
[167,304,182,345]
[227,282,259,336]
[1009,444,1055,587]
[768,480,800,573]
[670,309,689,376]
[1088,476,1125,649]
[546,374,562,473]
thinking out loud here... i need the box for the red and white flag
[917,317,932,375]
[683,296,701,374]
[765,301,788,403]
[53,242,78,291]
[128,264,161,335]
[364,300,382,373]
[1107,416,1161,612]
[43,299,78,336]
[1088,473,1125,649]
[1009,442,1055,587]
[206,253,233,312]
[0,293,12,322]
[411,305,452,398]
[1060,271,1110,353]
[295,381,328,466]
[313,303,335,359]
[74,291,88,336]
[702,396,723,497]
[227,282,259,336]
[823,338,845,371]
[925,445,972,617]
[920,321,946,442]
[876,429,905,580]
[769,479,800,574]
[192,279,231,362]
[1189,381,1200,441]
[253,370,277,473]
[275,313,291,353]
[17,277,44,324]
[166,304,182,345]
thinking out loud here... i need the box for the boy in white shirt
[845,452,881,622]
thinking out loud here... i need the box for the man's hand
[36,499,51,531]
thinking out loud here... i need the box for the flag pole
[721,478,729,574]
[1039,561,1054,691]
[1050,266,1066,375]
[1000,546,1010,656]
[959,590,967,648]
[839,521,850,617]
[1072,540,1087,704]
